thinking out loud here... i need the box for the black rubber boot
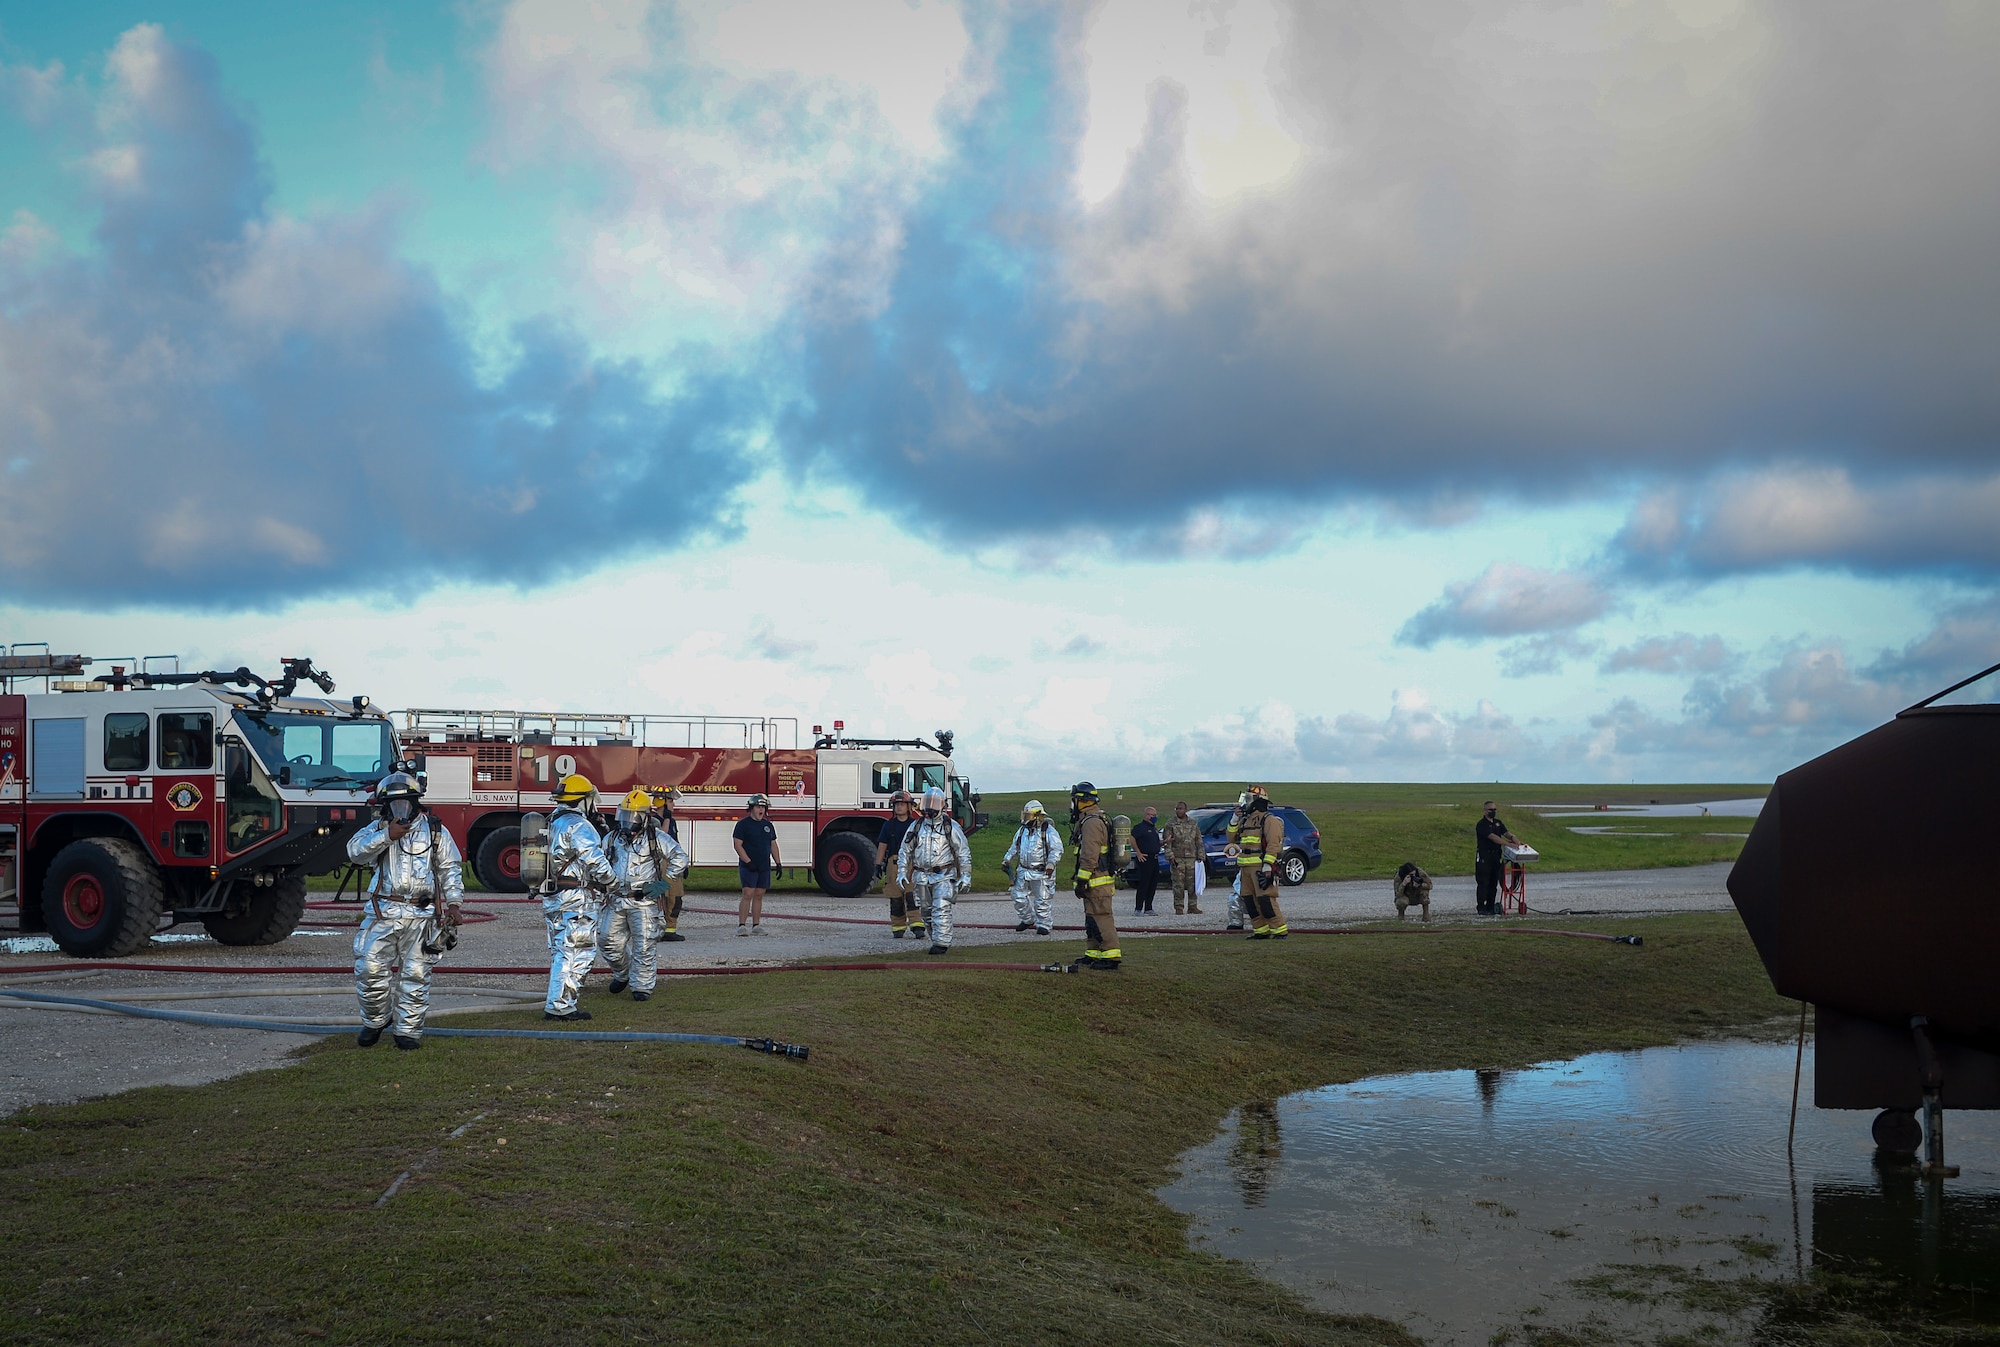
[608,978,629,995]
[632,991,651,1002]
[393,1036,421,1051]
[357,1026,384,1048]
[892,928,905,938]
[1015,922,1032,932]
[928,943,950,956]
[1082,957,1121,971]
[545,1009,594,1022]
[1035,927,1052,935]
[659,931,685,942]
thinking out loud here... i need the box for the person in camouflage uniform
[1394,861,1433,921]
[1164,800,1205,915]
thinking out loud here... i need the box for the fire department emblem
[166,782,204,812]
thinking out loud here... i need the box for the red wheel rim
[497,844,522,880]
[825,850,860,884]
[63,874,107,929]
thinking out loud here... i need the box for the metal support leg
[1912,1016,1960,1179]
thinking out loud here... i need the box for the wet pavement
[1,863,1734,1117]
[1161,1039,2000,1345]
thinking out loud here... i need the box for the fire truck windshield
[238,713,396,788]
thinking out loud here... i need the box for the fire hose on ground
[0,987,810,1059]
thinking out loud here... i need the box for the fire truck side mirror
[225,744,253,788]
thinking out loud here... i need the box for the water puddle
[1530,797,1766,819]
[1161,1039,2000,1344]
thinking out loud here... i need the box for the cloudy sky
[3,1,1997,789]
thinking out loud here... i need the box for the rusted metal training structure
[1728,662,2000,1177]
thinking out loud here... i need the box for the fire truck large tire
[815,831,877,899]
[474,827,528,893]
[201,873,308,946]
[42,837,164,958]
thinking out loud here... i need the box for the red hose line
[680,906,1631,943]
[0,960,1051,977]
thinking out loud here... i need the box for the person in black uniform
[1131,806,1162,914]
[1473,801,1520,916]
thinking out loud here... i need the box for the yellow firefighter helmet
[554,773,598,807]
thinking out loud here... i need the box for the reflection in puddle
[1161,1040,2000,1345]
[1229,1100,1283,1208]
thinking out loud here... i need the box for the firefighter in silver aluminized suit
[898,786,973,955]
[348,771,465,1050]
[543,773,615,1021]
[601,789,689,1002]
[1002,799,1063,936]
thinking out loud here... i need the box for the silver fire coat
[346,814,463,1040]
[606,825,690,898]
[1003,819,1062,933]
[600,825,690,997]
[543,806,614,1016]
[1002,820,1063,874]
[347,814,466,908]
[897,815,971,887]
[900,814,971,951]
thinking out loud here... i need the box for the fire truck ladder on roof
[2,646,183,693]
[398,708,800,751]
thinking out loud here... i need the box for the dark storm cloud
[784,3,2000,568]
[1611,467,2000,581]
[0,27,754,608]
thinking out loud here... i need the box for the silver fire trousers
[544,892,601,1016]
[354,900,438,1040]
[912,871,957,947]
[599,897,660,995]
[1011,870,1055,932]
[1228,875,1244,927]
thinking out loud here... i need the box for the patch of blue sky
[1,4,560,355]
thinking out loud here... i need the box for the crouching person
[349,771,464,1050]
[603,789,689,1002]
[1394,862,1433,921]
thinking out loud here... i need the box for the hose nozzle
[741,1037,810,1061]
[1612,935,1643,946]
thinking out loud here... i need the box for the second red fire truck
[398,708,986,897]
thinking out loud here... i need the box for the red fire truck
[396,707,987,897]
[1,649,397,957]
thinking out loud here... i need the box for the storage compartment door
[30,718,85,798]
[774,821,812,867]
[692,818,739,866]
[819,762,859,808]
[425,754,473,803]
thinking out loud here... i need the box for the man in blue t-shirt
[733,794,781,936]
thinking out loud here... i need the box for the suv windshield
[239,713,396,787]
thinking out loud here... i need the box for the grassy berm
[4,915,1793,1345]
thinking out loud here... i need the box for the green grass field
[965,781,1766,889]
[4,913,1802,1346]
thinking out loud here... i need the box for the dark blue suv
[1137,804,1324,887]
